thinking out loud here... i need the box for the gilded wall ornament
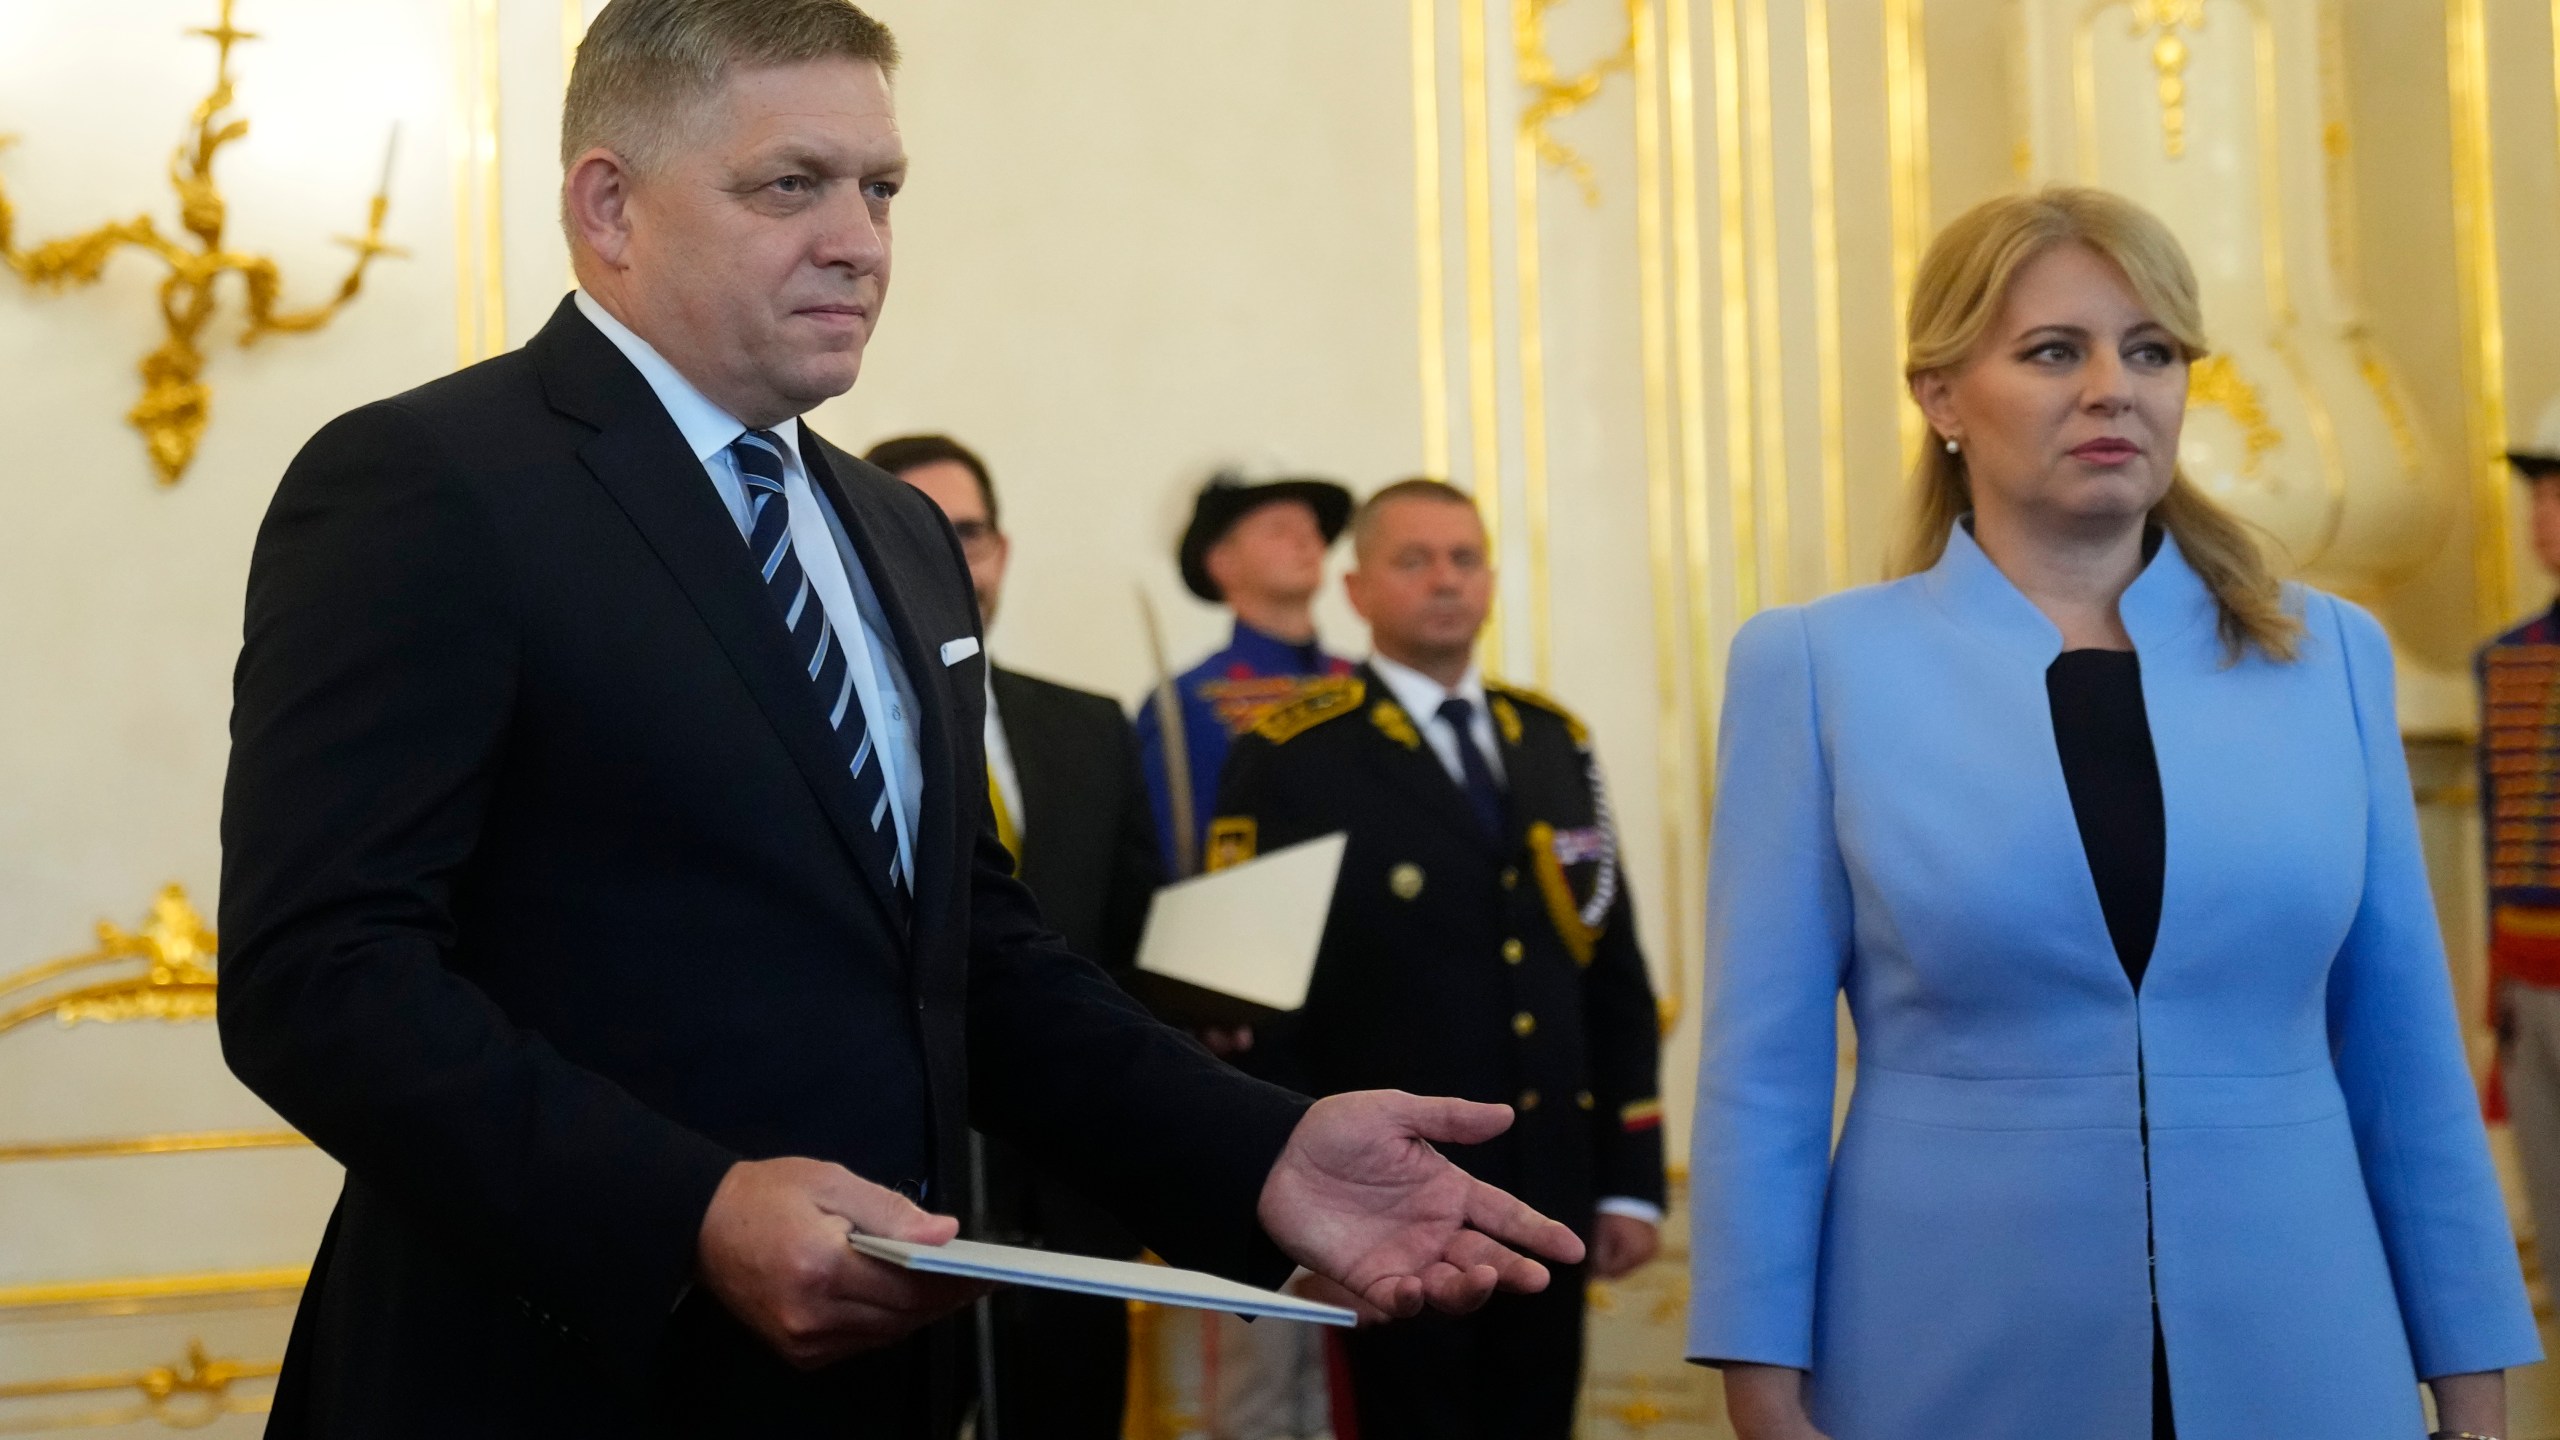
[0,884,218,1036]
[0,0,403,485]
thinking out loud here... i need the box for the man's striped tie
[732,430,910,914]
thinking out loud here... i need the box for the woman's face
[1913,242,2187,539]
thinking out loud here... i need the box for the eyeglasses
[951,519,1002,559]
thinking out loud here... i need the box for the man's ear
[564,148,638,268]
[1342,566,1371,624]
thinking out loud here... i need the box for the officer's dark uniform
[1210,668,1666,1439]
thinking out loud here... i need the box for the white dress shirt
[576,291,922,882]
[1366,652,1505,788]
[1365,649,1661,1229]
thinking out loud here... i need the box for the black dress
[2046,648,2172,1440]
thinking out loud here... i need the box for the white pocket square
[940,637,981,666]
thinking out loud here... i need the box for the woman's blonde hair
[1893,185,2300,662]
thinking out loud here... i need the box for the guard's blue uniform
[1133,620,1352,876]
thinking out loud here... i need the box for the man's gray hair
[562,0,899,175]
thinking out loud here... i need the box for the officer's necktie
[987,768,1022,874]
[732,430,910,916]
[1436,697,1509,839]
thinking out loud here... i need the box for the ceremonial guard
[1136,472,1356,878]
[1213,480,1667,1439]
[872,434,1161,1440]
[2483,397,2560,1292]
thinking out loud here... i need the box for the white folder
[849,1235,1356,1326]
[1134,833,1347,1011]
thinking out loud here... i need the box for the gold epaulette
[1492,683,1590,747]
[1251,676,1366,745]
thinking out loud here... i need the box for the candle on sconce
[375,121,401,201]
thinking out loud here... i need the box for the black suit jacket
[990,665,1160,974]
[218,298,1305,1438]
[977,666,1162,1258]
[1211,667,1666,1231]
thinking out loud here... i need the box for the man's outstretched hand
[1257,1091,1586,1320]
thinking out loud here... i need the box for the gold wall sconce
[0,0,403,485]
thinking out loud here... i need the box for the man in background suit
[1213,481,1666,1439]
[216,5,1581,1436]
[871,432,1158,1439]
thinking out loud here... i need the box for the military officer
[2484,396,2560,1293]
[1135,472,1356,879]
[1212,479,1666,1439]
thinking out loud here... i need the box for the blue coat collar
[1918,518,2215,663]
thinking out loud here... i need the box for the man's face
[593,58,907,427]
[1344,498,1492,663]
[1205,500,1328,608]
[898,460,1008,624]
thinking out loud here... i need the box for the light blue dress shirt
[574,291,922,879]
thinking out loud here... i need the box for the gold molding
[1738,0,1787,606]
[1708,0,1758,618]
[1513,0,1638,687]
[0,1129,310,1166]
[1805,0,1849,591]
[0,887,216,1038]
[0,1339,279,1432]
[0,1268,306,1315]
[1884,0,1931,469]
[1457,0,1506,677]
[1414,0,1453,481]
[2128,1,2209,159]
[1630,0,1695,1038]
[0,0,401,485]
[1667,0,1718,1037]
[453,0,507,365]
[2448,0,2514,629]
[2187,353,2282,476]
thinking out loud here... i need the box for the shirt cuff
[1595,1197,1662,1226]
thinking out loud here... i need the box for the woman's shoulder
[2273,582,2386,668]
[1732,574,1938,654]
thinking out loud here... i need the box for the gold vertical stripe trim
[1738,0,1786,604]
[1883,0,1930,465]
[2449,0,2514,629]
[1805,0,1848,589]
[1708,0,1758,615]
[1510,0,1554,687]
[474,0,507,357]
[451,0,479,366]
[1413,0,1453,481]
[1630,0,1692,1031]
[1666,0,1722,901]
[1458,0,1507,677]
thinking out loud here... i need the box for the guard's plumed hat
[1177,472,1353,602]
[2512,396,2560,479]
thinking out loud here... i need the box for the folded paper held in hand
[1131,832,1346,1023]
[848,1234,1357,1326]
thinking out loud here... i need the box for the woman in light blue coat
[1687,187,2539,1440]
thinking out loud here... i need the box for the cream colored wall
[6,0,2560,1433]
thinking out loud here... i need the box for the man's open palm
[1257,1091,1586,1319]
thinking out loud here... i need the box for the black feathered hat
[1176,471,1354,602]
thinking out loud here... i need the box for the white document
[1135,832,1347,1011]
[849,1235,1356,1326]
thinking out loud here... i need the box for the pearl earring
[1943,437,1960,455]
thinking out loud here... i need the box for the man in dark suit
[870,431,1158,1438]
[1211,481,1667,1439]
[215,6,1580,1436]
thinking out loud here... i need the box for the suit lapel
[804,438,963,944]
[1355,666,1502,856]
[530,302,910,930]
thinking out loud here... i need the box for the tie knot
[731,429,789,489]
[1436,696,1475,729]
